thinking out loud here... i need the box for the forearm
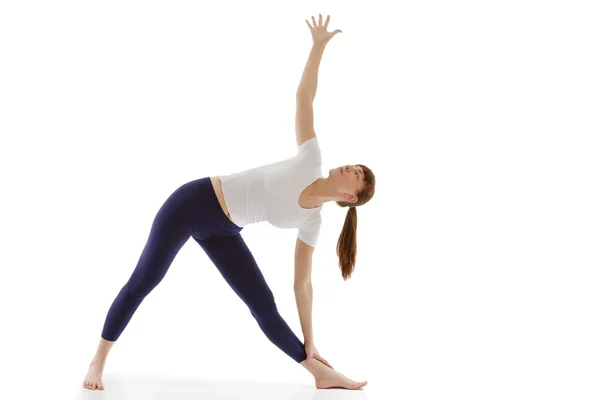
[294,283,314,344]
[296,43,326,101]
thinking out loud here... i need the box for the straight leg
[84,193,192,390]
[101,215,191,341]
[193,234,308,363]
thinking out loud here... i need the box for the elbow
[294,281,312,291]
[296,90,314,102]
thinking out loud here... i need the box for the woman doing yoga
[83,14,376,391]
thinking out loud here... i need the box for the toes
[353,381,368,390]
[83,380,104,391]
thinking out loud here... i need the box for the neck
[307,177,345,206]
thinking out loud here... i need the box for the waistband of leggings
[197,176,243,232]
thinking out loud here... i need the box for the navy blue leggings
[101,177,308,363]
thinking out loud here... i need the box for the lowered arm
[294,237,315,345]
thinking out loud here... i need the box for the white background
[1,0,599,399]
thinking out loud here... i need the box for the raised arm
[295,44,323,146]
[295,15,342,146]
[296,42,326,101]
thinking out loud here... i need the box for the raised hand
[305,14,342,46]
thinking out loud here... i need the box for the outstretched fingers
[307,14,331,28]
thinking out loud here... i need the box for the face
[329,164,365,203]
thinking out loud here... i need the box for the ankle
[300,356,313,366]
[90,359,106,367]
[300,357,311,370]
[300,357,320,376]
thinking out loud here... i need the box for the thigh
[127,219,189,291]
[193,234,275,310]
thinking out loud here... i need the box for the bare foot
[82,361,105,391]
[302,357,368,390]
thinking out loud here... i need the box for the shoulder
[300,211,322,230]
[297,137,322,166]
[297,137,320,153]
[298,212,322,248]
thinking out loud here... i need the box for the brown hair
[335,164,376,280]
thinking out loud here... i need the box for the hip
[209,176,235,225]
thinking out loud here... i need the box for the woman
[83,14,375,391]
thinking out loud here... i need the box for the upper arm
[295,95,316,146]
[294,237,314,286]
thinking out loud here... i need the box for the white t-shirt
[218,137,323,247]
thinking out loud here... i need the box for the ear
[344,193,358,203]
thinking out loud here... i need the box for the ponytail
[336,206,358,280]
